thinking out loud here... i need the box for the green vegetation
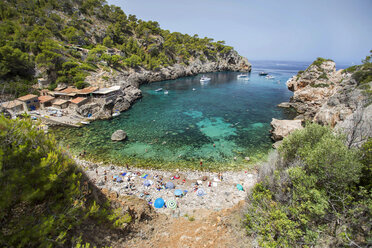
[311,57,334,68]
[310,82,329,88]
[0,0,236,97]
[0,116,132,247]
[245,123,371,247]
[317,72,329,80]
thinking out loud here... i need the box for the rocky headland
[273,58,371,147]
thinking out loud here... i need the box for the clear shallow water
[53,63,302,170]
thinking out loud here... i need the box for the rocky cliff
[85,50,250,89]
[282,58,371,147]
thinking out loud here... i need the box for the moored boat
[200,75,211,83]
[155,88,163,92]
[237,74,249,80]
[259,72,268,76]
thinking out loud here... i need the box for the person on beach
[200,161,203,167]
[126,164,130,170]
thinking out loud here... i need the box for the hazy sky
[108,0,372,63]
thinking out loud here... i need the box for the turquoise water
[53,66,299,170]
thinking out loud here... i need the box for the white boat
[164,90,169,94]
[200,75,211,83]
[155,88,163,92]
[265,75,275,79]
[192,88,196,91]
[112,112,120,117]
[81,121,90,125]
[237,74,249,80]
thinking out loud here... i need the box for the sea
[52,60,351,170]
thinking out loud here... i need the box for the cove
[53,66,299,170]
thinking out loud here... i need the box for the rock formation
[85,50,251,89]
[111,130,127,141]
[270,119,303,141]
[283,58,371,147]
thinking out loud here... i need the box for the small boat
[164,90,169,94]
[237,74,249,80]
[265,75,275,79]
[155,88,163,92]
[200,75,211,83]
[112,112,120,117]
[259,72,268,76]
[81,121,90,125]
[192,88,196,91]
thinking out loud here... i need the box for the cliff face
[285,58,371,147]
[85,50,250,88]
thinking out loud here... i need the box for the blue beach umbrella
[166,182,175,189]
[174,189,183,196]
[154,198,165,208]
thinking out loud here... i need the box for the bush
[245,123,369,247]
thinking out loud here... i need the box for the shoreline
[76,157,258,217]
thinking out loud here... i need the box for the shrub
[246,123,368,247]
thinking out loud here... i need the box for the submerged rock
[270,119,303,141]
[111,130,127,141]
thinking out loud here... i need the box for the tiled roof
[70,97,87,104]
[18,94,38,101]
[52,99,69,105]
[60,87,79,94]
[38,95,55,103]
[1,100,23,109]
[78,86,98,94]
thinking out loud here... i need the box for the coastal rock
[76,103,100,117]
[111,130,127,141]
[277,102,291,108]
[286,59,343,120]
[270,118,303,141]
[286,58,371,147]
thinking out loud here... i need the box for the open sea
[52,60,350,170]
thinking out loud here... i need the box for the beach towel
[121,173,127,176]
[141,174,148,179]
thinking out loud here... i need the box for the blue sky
[108,0,372,63]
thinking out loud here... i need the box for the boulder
[111,130,127,141]
[270,119,303,141]
[277,102,291,108]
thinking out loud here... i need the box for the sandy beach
[76,158,257,217]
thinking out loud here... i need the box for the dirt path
[123,201,253,248]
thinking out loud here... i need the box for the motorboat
[112,112,120,117]
[164,90,169,94]
[81,121,90,125]
[259,72,268,76]
[265,75,275,79]
[155,88,163,92]
[237,74,249,80]
[200,75,211,83]
[192,88,196,91]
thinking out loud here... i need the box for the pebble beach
[76,158,258,217]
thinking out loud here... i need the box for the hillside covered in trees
[0,0,249,97]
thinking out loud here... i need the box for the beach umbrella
[167,199,177,209]
[237,184,244,191]
[174,189,183,196]
[143,180,152,187]
[116,177,123,182]
[113,175,119,179]
[166,182,175,189]
[154,198,165,208]
[197,188,206,196]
